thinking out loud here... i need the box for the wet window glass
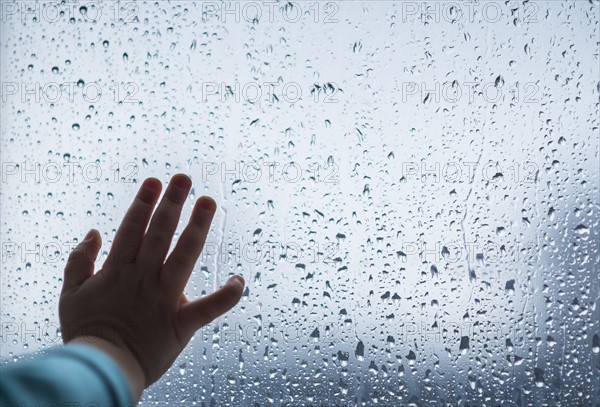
[1,1,598,406]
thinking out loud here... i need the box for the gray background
[1,1,599,406]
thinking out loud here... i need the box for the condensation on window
[1,1,598,406]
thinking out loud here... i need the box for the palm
[59,174,244,386]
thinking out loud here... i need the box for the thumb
[62,229,101,291]
[179,275,245,338]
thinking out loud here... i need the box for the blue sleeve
[0,343,135,407]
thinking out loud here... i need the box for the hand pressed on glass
[58,174,244,398]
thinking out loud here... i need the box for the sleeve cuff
[56,343,136,406]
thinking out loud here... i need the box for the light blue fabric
[0,343,134,406]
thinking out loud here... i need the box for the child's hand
[59,174,244,392]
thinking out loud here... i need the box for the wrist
[70,335,146,402]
